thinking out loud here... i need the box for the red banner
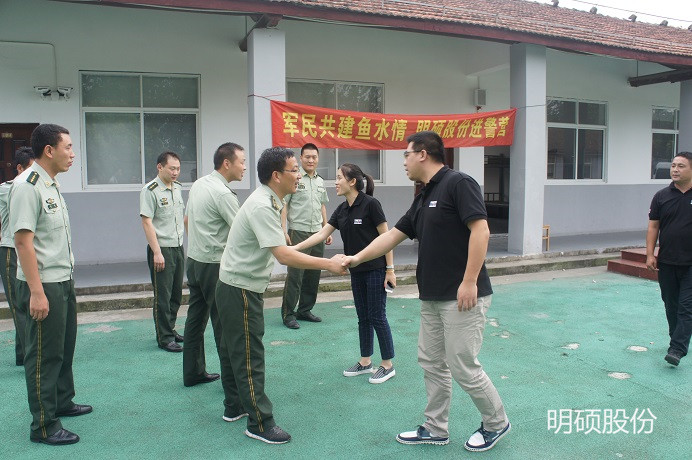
[271,100,516,149]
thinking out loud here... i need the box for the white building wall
[1,1,683,261]
[543,51,679,236]
[1,1,509,263]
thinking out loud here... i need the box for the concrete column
[247,28,286,188]
[457,146,484,187]
[508,44,546,255]
[679,80,692,152]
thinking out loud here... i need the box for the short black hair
[674,151,692,163]
[157,151,181,167]
[14,146,35,169]
[301,143,319,155]
[214,143,243,170]
[406,131,445,164]
[257,147,295,185]
[31,124,69,159]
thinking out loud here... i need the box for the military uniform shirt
[140,176,185,247]
[186,170,240,264]
[219,185,286,293]
[9,163,74,283]
[0,180,15,248]
[285,167,328,233]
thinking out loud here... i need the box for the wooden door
[0,123,38,183]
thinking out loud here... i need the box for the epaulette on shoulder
[26,171,39,185]
[147,181,158,191]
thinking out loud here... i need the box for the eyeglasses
[283,169,301,174]
[403,150,422,158]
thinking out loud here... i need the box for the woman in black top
[293,163,397,384]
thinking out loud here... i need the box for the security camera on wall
[34,86,52,98]
[57,86,73,100]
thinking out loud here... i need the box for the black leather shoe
[159,342,183,352]
[184,372,221,387]
[173,331,184,343]
[283,319,300,329]
[30,428,80,445]
[296,312,322,322]
[665,352,681,366]
[56,404,93,417]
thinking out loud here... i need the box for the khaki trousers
[419,296,508,437]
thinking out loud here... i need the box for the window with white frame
[651,107,679,179]
[546,99,607,180]
[80,72,200,186]
[286,80,383,180]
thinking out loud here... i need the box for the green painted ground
[0,272,689,460]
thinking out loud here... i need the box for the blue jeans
[350,268,394,361]
[658,263,692,357]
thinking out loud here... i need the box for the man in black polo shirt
[342,131,510,452]
[646,151,692,367]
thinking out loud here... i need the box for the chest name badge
[46,198,58,210]
[354,219,362,225]
[160,197,169,206]
[428,201,437,208]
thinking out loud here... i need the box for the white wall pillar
[508,44,546,255]
[247,28,286,188]
[457,146,485,188]
[679,80,692,152]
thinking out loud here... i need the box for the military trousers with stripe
[216,280,275,432]
[0,246,26,364]
[147,245,184,346]
[183,258,223,385]
[281,229,324,321]
[17,279,77,439]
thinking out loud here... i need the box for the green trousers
[17,279,77,439]
[281,229,325,321]
[216,281,274,432]
[148,245,184,346]
[0,246,25,364]
[183,259,223,384]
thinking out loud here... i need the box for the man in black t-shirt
[343,131,510,452]
[646,151,692,367]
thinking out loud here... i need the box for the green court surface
[1,271,689,460]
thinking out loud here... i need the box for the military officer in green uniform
[216,147,346,444]
[281,143,331,329]
[140,151,186,352]
[183,142,245,387]
[10,124,92,446]
[0,146,34,366]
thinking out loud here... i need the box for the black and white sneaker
[245,425,291,444]
[369,366,395,384]
[396,425,449,445]
[343,362,373,376]
[464,422,511,452]
[222,411,248,422]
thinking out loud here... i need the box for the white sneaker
[368,366,395,384]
